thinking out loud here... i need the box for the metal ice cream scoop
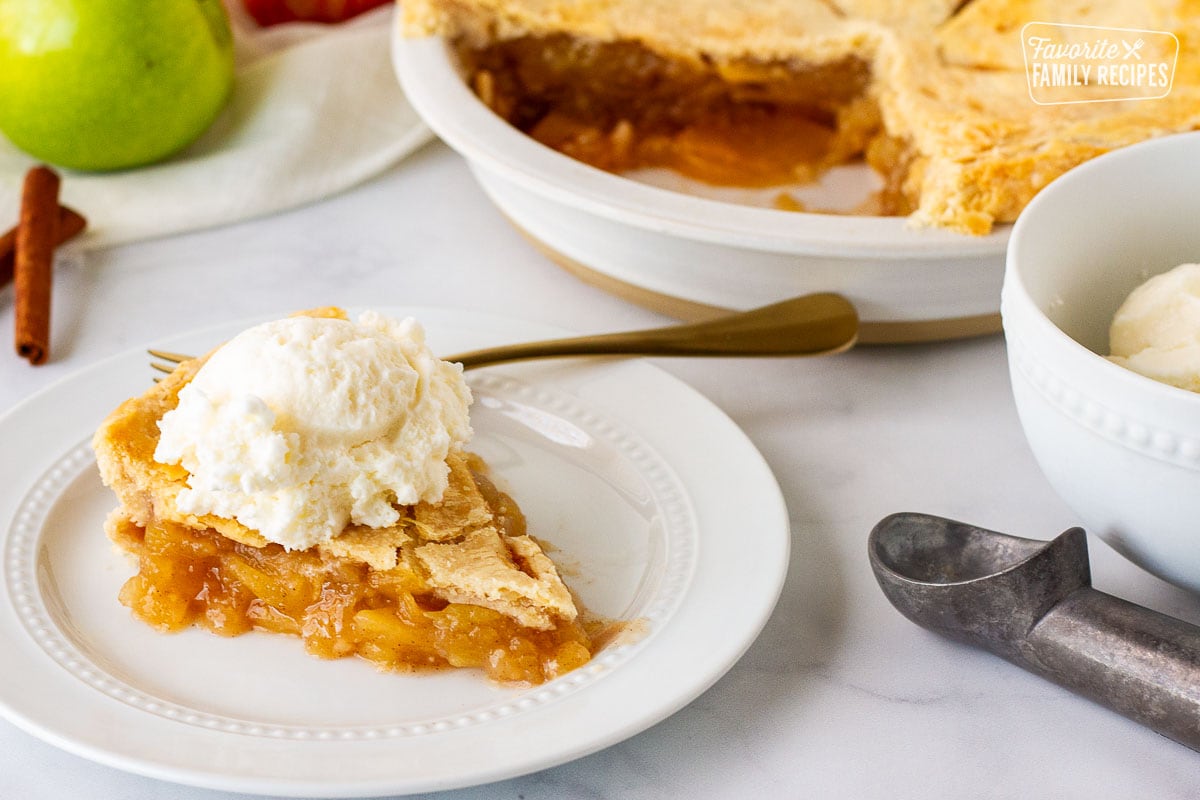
[869,512,1200,751]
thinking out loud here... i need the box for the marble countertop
[3,142,1200,800]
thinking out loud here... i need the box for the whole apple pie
[403,0,1200,234]
[93,309,593,685]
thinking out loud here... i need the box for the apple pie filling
[457,34,912,207]
[105,467,594,685]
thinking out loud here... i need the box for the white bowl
[1002,131,1200,593]
[391,32,1010,344]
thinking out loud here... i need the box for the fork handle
[447,293,858,369]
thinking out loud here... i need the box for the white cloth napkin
[0,3,432,249]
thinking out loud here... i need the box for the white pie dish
[391,31,1011,344]
[1002,132,1200,594]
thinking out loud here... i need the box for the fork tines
[148,348,193,377]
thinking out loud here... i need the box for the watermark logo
[1022,22,1178,105]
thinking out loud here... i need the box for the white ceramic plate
[0,308,788,797]
[391,32,1010,343]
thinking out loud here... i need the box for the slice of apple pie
[403,0,1200,234]
[93,310,592,685]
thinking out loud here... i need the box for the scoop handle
[1024,587,1200,750]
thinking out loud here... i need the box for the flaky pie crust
[403,0,1200,234]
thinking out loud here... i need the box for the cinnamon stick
[0,205,87,289]
[14,166,62,365]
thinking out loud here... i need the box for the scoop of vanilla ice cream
[153,311,473,550]
[1109,263,1200,393]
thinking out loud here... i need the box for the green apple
[0,0,235,172]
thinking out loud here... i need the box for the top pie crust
[404,0,1200,234]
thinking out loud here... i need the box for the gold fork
[149,293,858,375]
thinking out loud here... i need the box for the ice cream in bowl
[1001,132,1200,594]
[1107,263,1200,394]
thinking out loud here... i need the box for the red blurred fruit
[242,0,391,25]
